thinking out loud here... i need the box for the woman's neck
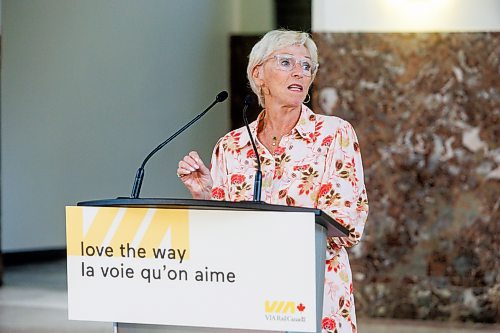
[261,103,302,135]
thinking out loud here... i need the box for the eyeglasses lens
[274,55,317,76]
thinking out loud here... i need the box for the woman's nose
[291,65,304,77]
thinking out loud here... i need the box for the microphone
[130,91,229,198]
[242,95,262,202]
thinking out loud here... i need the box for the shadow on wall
[312,32,499,323]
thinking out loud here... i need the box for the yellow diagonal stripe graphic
[66,206,84,256]
[66,206,190,259]
[108,208,149,251]
[66,206,121,256]
[138,209,189,259]
[82,207,122,248]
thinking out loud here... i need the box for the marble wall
[312,33,499,323]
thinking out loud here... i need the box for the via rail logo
[264,300,307,323]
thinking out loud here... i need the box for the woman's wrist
[192,192,210,200]
[191,186,212,200]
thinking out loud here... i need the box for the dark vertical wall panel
[230,35,262,130]
[275,0,311,32]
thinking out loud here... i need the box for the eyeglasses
[266,54,319,77]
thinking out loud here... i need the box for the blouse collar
[238,104,317,148]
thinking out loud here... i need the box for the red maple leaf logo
[297,303,306,312]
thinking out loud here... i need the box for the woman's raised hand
[177,151,213,200]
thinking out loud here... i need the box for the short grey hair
[246,29,318,107]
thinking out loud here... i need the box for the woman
[177,30,368,333]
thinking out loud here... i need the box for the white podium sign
[66,206,317,332]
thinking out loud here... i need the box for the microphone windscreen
[244,94,253,106]
[216,91,229,102]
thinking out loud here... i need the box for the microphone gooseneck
[242,95,262,202]
[130,91,228,199]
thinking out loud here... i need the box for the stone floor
[0,259,498,333]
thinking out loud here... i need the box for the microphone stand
[242,95,262,202]
[130,91,228,198]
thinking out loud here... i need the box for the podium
[66,198,348,333]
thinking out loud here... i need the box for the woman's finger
[188,151,209,173]
[177,160,196,176]
[182,155,200,171]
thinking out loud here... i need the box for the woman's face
[254,44,315,108]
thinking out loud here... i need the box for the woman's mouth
[288,84,303,92]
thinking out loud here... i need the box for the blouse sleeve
[316,120,369,248]
[209,137,230,201]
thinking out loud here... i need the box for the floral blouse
[209,104,368,333]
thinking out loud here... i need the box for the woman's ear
[252,65,264,86]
